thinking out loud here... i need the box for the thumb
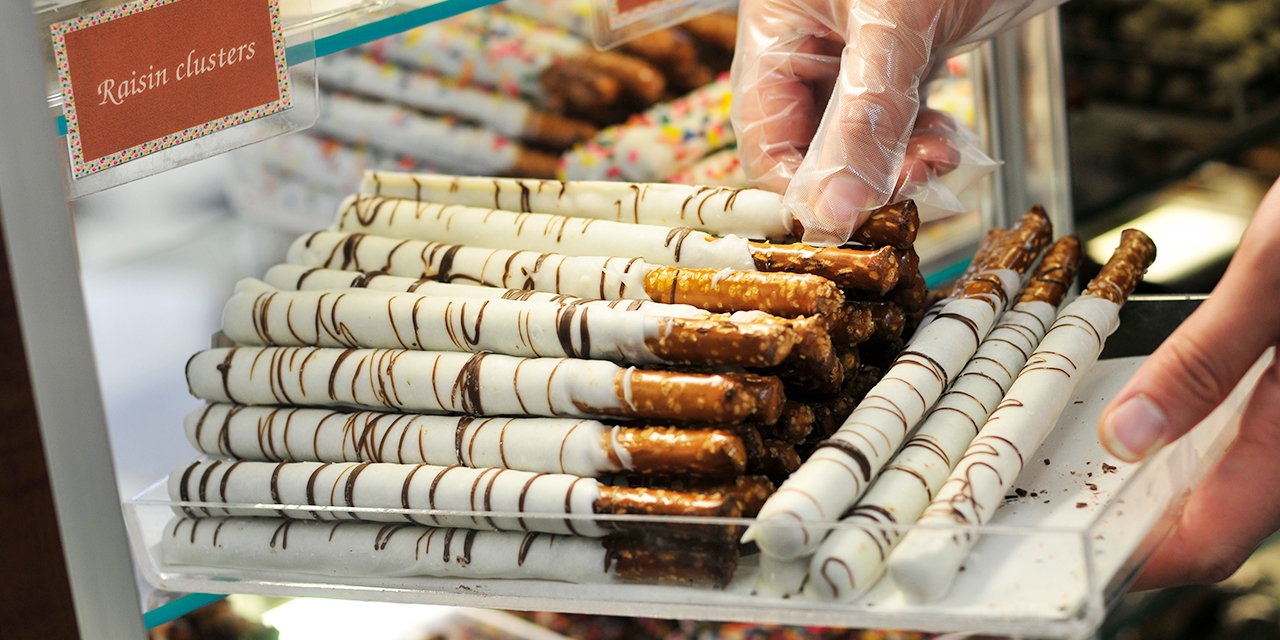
[1098,183,1280,461]
[782,18,933,245]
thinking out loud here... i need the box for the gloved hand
[731,0,1064,244]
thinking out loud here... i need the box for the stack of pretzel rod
[167,172,926,587]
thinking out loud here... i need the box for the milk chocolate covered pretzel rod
[358,172,916,248]
[186,404,747,478]
[807,236,1081,602]
[186,347,783,425]
[223,279,803,368]
[331,195,900,291]
[289,231,845,317]
[162,517,739,587]
[888,230,1155,603]
[169,459,739,536]
[743,208,1051,561]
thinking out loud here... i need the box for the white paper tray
[123,297,1266,638]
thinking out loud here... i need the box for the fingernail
[1103,394,1167,461]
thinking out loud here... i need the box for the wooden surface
[0,212,82,639]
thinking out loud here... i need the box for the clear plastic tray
[122,296,1267,638]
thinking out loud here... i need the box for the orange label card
[51,0,292,178]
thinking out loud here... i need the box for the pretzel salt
[186,404,747,478]
[888,230,1154,603]
[808,236,1081,602]
[186,347,782,425]
[744,209,1051,561]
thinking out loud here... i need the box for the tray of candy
[123,296,1266,639]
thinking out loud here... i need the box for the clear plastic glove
[731,0,1064,244]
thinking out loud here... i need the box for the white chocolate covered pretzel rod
[288,231,845,317]
[331,195,900,291]
[223,278,803,368]
[743,209,1051,561]
[264,264,705,318]
[186,346,782,424]
[358,172,791,241]
[887,229,1155,603]
[186,404,747,478]
[162,517,740,586]
[806,236,1081,602]
[169,460,740,535]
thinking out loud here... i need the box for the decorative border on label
[50,0,293,179]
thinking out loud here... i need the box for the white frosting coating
[755,553,810,598]
[331,195,757,271]
[747,294,1007,561]
[222,279,664,364]
[888,295,1121,603]
[315,92,519,175]
[357,172,792,242]
[185,404,622,477]
[162,517,616,583]
[186,347,625,417]
[263,264,708,318]
[913,268,1020,336]
[806,300,1058,602]
[167,459,607,536]
[317,52,531,138]
[287,231,652,302]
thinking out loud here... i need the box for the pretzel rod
[888,230,1154,603]
[572,51,666,105]
[317,53,595,150]
[224,279,802,368]
[316,93,556,179]
[594,78,735,182]
[743,209,1050,560]
[916,228,1008,332]
[264,264,706,318]
[862,302,906,343]
[758,440,801,481]
[889,271,929,313]
[186,347,777,424]
[288,232,841,317]
[748,243,899,294]
[357,172,793,241]
[607,475,775,517]
[756,554,811,598]
[170,459,738,537]
[186,404,747,478]
[643,266,844,317]
[678,13,738,53]
[806,364,882,442]
[825,304,875,345]
[835,201,920,250]
[807,237,1081,602]
[162,517,740,587]
[333,194,758,271]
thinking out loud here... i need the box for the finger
[1098,180,1280,461]
[783,21,935,241]
[1133,352,1280,590]
[914,107,958,134]
[906,131,960,175]
[731,3,842,194]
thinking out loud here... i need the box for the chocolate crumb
[1015,488,1027,497]
[1043,499,1050,503]
[1086,461,1091,465]
[1102,463,1118,474]
[1073,400,1083,404]
[1043,458,1050,465]
[1005,495,1018,500]
[1087,472,1093,477]
[1076,502,1087,508]
[1086,483,1098,490]
[1030,492,1038,498]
